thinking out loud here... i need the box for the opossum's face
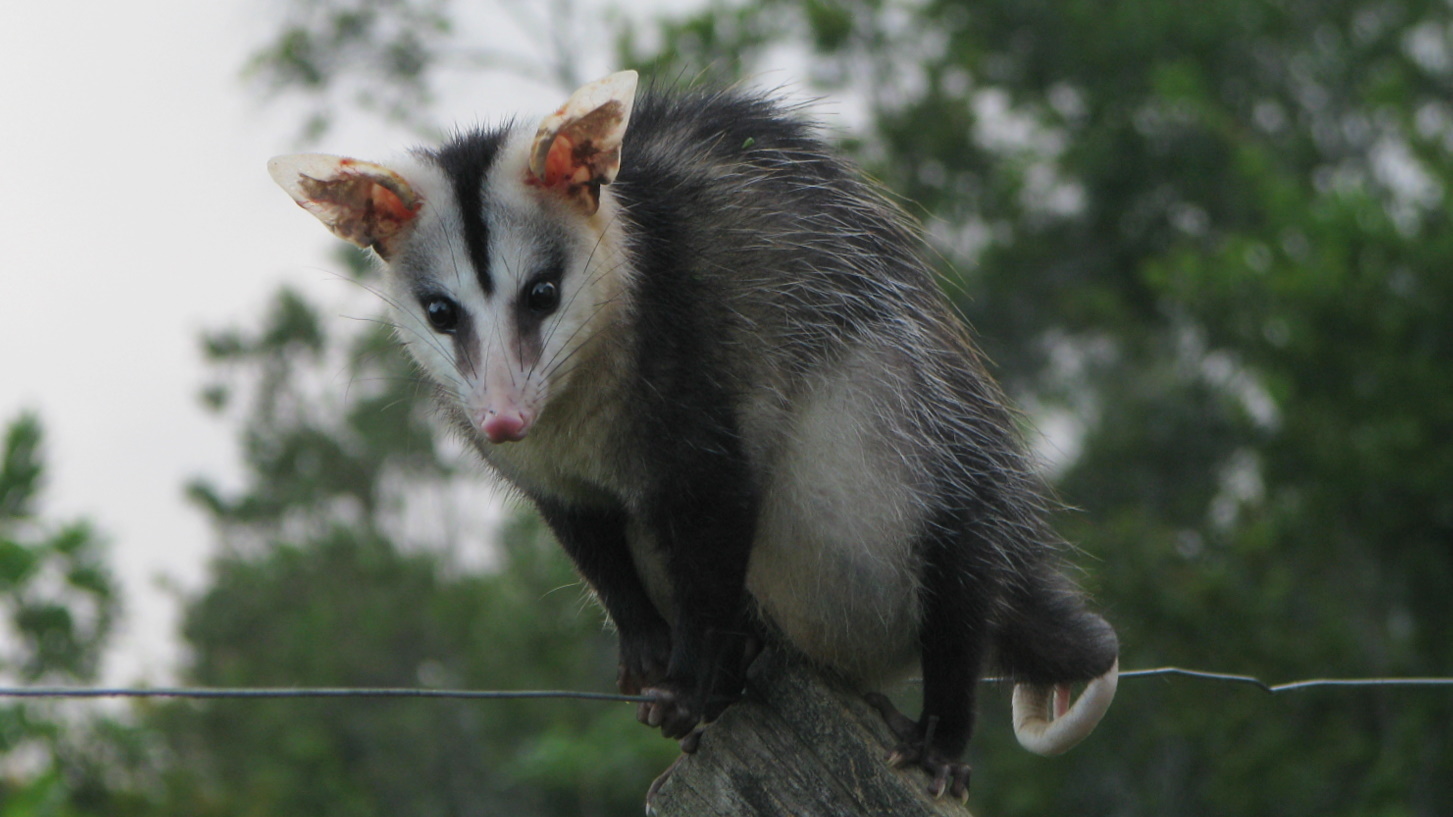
[268,72,638,445]
[380,142,630,444]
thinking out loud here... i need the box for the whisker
[438,226,477,380]
[537,293,631,383]
[348,279,473,388]
[337,283,461,378]
[538,328,633,386]
[532,209,626,380]
[535,258,632,381]
[446,213,468,293]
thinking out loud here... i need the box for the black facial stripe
[455,171,492,297]
[451,314,480,380]
[427,129,511,298]
[512,297,547,373]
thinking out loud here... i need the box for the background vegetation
[3,0,1451,814]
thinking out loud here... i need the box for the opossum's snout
[476,406,533,444]
[469,369,540,444]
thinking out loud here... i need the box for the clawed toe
[924,755,972,802]
[866,692,972,802]
[640,685,703,739]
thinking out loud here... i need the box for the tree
[0,413,132,816]
[245,0,602,140]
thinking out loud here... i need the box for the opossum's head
[268,72,637,444]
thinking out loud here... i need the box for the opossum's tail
[994,571,1120,756]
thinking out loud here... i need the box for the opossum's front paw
[639,682,703,740]
[866,692,972,802]
[616,626,672,696]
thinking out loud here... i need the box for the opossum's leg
[874,516,995,801]
[535,500,673,695]
[637,455,758,740]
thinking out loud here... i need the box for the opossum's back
[620,87,963,375]
[621,85,1041,506]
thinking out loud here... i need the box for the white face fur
[380,138,632,446]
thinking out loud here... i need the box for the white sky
[0,0,686,685]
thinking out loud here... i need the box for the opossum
[268,71,1119,799]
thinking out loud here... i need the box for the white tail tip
[1011,658,1119,756]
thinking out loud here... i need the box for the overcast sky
[0,0,646,684]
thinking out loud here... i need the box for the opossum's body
[270,72,1118,798]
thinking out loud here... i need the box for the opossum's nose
[479,408,532,444]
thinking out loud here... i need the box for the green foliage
[0,413,118,686]
[0,413,126,815]
[244,0,615,139]
[0,772,83,817]
[188,257,446,537]
[145,519,671,817]
[245,0,452,139]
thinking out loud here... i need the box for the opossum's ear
[268,154,423,260]
[528,70,638,215]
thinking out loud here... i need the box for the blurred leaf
[0,412,44,521]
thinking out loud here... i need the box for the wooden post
[646,648,973,816]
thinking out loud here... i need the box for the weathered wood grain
[647,648,974,816]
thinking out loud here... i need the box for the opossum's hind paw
[924,756,972,802]
[898,745,970,802]
[639,684,702,739]
[866,693,972,802]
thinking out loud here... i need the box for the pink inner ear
[542,132,580,188]
[368,180,419,230]
[532,131,609,215]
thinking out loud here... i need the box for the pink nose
[481,410,530,443]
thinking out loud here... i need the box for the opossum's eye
[525,280,561,315]
[423,296,461,334]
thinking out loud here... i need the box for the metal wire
[1,667,1450,702]
[1118,667,1453,693]
[0,686,651,702]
